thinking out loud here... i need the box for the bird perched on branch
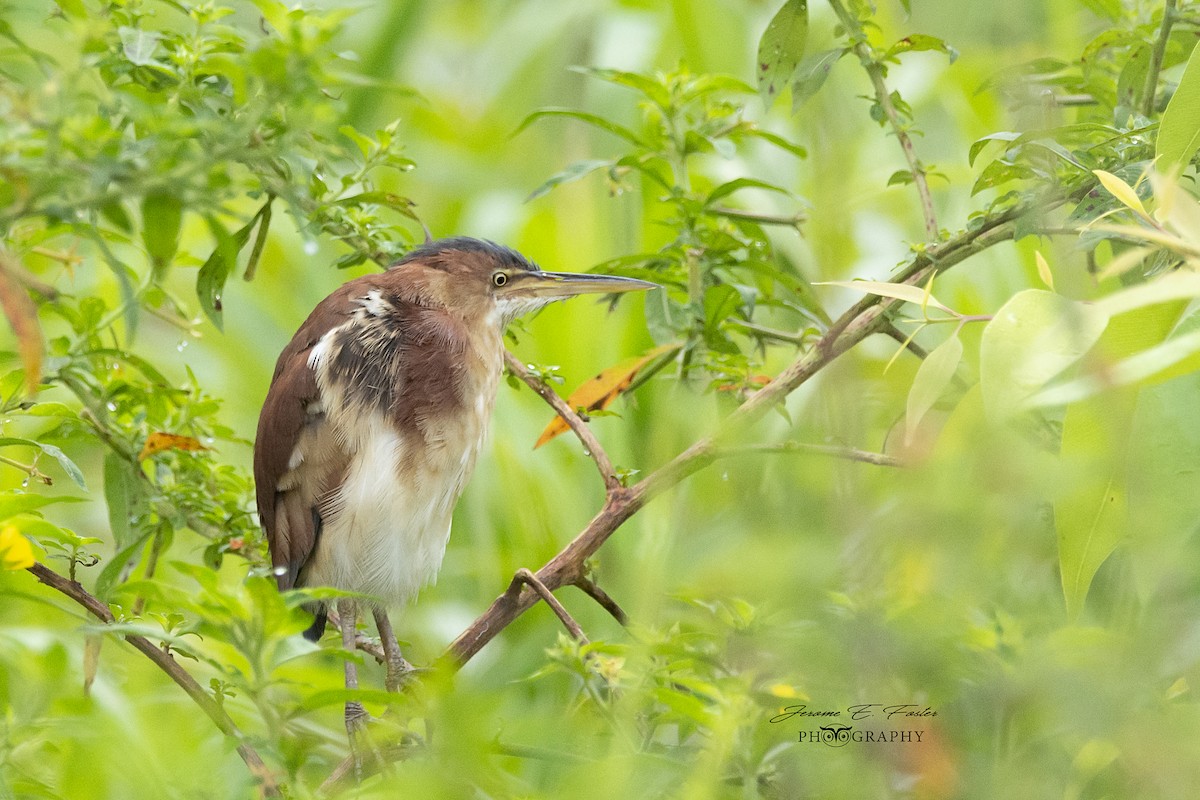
[253,237,652,760]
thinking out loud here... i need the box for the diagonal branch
[443,193,1068,667]
[25,562,282,799]
[504,350,622,492]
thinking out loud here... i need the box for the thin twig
[573,576,628,625]
[508,568,587,642]
[881,322,930,359]
[25,562,281,798]
[0,453,53,484]
[712,441,901,467]
[1142,0,1178,117]
[503,350,621,492]
[829,0,938,241]
[727,318,808,345]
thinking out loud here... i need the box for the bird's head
[390,237,655,326]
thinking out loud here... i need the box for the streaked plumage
[253,238,653,641]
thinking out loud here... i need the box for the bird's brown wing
[254,285,359,591]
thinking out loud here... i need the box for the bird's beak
[504,271,657,299]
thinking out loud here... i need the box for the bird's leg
[337,598,370,780]
[372,607,414,693]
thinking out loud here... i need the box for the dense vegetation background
[2,0,1200,797]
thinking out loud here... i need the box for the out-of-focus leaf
[1056,300,1185,618]
[514,109,644,146]
[1093,170,1147,216]
[0,259,43,395]
[138,432,209,461]
[979,290,1109,418]
[141,192,183,280]
[790,48,844,109]
[536,344,679,448]
[1029,325,1200,407]
[818,279,952,313]
[103,452,137,550]
[704,177,791,206]
[904,333,962,445]
[1158,42,1200,171]
[118,26,160,66]
[1035,251,1054,291]
[1094,270,1200,317]
[526,160,614,202]
[0,524,34,570]
[757,0,808,106]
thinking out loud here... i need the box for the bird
[253,236,653,760]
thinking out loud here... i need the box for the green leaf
[0,437,86,489]
[1115,45,1150,121]
[1030,317,1200,406]
[571,67,671,110]
[103,452,138,550]
[514,109,643,147]
[118,26,160,66]
[790,48,844,109]
[0,490,85,521]
[95,531,153,599]
[883,34,958,64]
[35,444,86,490]
[704,178,791,206]
[197,217,255,331]
[979,290,1109,419]
[526,159,614,202]
[1157,42,1200,171]
[141,192,184,281]
[1094,270,1200,318]
[1055,302,1184,618]
[904,333,962,445]
[757,0,808,106]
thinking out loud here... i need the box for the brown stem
[25,562,281,798]
[503,350,621,491]
[509,568,588,642]
[574,576,628,625]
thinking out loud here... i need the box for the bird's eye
[492,272,508,288]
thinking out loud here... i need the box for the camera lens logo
[818,725,853,747]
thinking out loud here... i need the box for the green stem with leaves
[828,0,939,241]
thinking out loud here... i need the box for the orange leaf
[0,259,43,396]
[535,344,678,449]
[139,432,209,460]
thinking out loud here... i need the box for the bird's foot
[344,701,390,782]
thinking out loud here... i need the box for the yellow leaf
[138,432,209,460]
[1035,251,1054,291]
[0,524,34,570]
[1093,169,1148,216]
[535,344,678,448]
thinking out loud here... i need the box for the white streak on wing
[355,289,389,317]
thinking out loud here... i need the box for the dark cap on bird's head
[388,236,656,324]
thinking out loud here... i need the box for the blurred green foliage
[1,0,1200,798]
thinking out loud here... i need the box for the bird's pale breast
[280,291,502,606]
